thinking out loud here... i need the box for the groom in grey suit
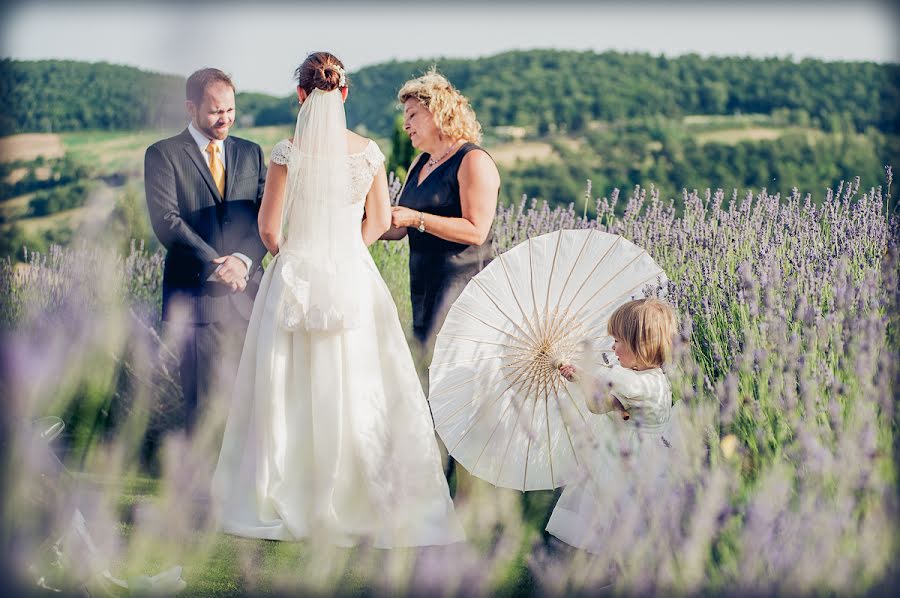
[144,68,268,433]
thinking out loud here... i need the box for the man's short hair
[186,68,235,104]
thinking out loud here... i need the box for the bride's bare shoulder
[346,130,371,154]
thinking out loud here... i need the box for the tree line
[499,117,898,210]
[2,51,897,138]
[0,60,186,135]
[346,50,900,137]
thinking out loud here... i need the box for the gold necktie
[207,141,225,196]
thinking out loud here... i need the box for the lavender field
[1,174,897,596]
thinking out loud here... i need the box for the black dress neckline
[414,142,473,188]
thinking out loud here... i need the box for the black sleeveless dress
[397,143,495,346]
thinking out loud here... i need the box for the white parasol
[428,229,667,491]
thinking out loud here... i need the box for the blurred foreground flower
[720,434,739,460]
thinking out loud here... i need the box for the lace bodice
[270,138,385,203]
[268,137,385,332]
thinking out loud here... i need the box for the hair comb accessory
[332,64,347,88]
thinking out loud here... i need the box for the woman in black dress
[383,69,501,354]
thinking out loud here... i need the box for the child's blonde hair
[607,297,677,369]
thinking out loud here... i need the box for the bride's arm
[361,165,391,247]
[258,161,287,256]
[380,224,408,241]
[381,153,425,241]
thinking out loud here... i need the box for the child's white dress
[546,365,679,553]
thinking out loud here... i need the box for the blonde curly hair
[397,68,482,144]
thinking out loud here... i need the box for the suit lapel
[180,130,223,203]
[224,137,239,200]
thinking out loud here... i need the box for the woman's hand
[391,206,421,229]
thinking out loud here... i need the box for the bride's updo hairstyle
[294,51,348,93]
[398,68,482,144]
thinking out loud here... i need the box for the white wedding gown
[211,137,464,547]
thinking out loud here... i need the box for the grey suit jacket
[144,129,268,324]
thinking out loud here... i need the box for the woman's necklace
[425,141,459,170]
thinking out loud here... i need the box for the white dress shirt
[188,122,227,170]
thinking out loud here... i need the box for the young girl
[547,297,679,553]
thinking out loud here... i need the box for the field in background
[0,112,852,239]
[0,126,296,239]
[0,133,65,162]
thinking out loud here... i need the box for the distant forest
[346,50,900,138]
[2,51,898,138]
[0,60,185,134]
[1,51,898,262]
[498,116,898,208]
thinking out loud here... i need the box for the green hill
[0,59,297,135]
[2,51,898,139]
[0,59,186,134]
[345,50,900,137]
[0,52,896,258]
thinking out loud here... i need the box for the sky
[1,1,898,96]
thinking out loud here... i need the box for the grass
[61,129,180,174]
[682,113,774,127]
[96,451,554,596]
[682,112,823,145]
[0,191,35,218]
[14,185,116,235]
[694,125,824,145]
[232,125,295,155]
[0,132,65,162]
[486,140,560,167]
[57,126,302,176]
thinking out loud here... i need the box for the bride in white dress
[211,52,464,547]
